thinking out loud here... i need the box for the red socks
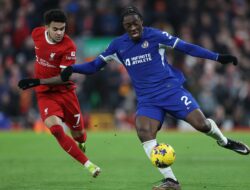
[73,132,87,143]
[49,125,88,164]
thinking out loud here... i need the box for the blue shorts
[136,86,199,124]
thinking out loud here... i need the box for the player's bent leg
[152,178,181,190]
[207,118,250,155]
[186,112,250,155]
[186,110,228,145]
[49,124,101,176]
[136,116,179,187]
[45,116,101,177]
[49,124,89,163]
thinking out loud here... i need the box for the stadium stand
[0,0,250,130]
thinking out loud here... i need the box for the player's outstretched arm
[18,78,40,90]
[40,76,64,84]
[18,66,73,90]
[18,57,107,90]
[175,40,238,65]
[72,57,107,75]
[60,57,107,81]
[18,75,65,90]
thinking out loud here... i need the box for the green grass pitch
[0,131,249,190]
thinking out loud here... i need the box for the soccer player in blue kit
[19,6,250,190]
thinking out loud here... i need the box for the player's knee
[136,126,156,142]
[50,125,65,140]
[44,115,63,128]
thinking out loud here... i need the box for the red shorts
[36,90,84,131]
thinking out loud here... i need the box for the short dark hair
[121,6,143,21]
[44,9,67,25]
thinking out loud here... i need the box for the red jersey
[32,26,76,92]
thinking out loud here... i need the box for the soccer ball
[150,143,176,168]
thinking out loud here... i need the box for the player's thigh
[61,91,85,132]
[136,116,161,132]
[36,93,64,127]
[136,105,164,132]
[137,104,165,124]
[165,87,200,120]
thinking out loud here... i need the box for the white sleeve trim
[60,65,67,69]
[99,53,123,64]
[173,38,179,48]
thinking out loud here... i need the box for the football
[150,143,176,168]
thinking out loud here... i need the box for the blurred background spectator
[0,0,250,130]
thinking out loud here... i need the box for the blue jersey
[73,27,218,121]
[99,27,215,103]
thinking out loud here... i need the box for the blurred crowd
[0,0,250,130]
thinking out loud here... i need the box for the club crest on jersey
[50,53,56,60]
[141,40,149,48]
[44,108,48,115]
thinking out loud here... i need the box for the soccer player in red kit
[19,9,100,177]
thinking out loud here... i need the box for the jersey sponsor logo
[141,40,149,48]
[36,56,56,68]
[66,56,76,60]
[124,53,152,66]
[35,46,39,49]
[66,51,76,60]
